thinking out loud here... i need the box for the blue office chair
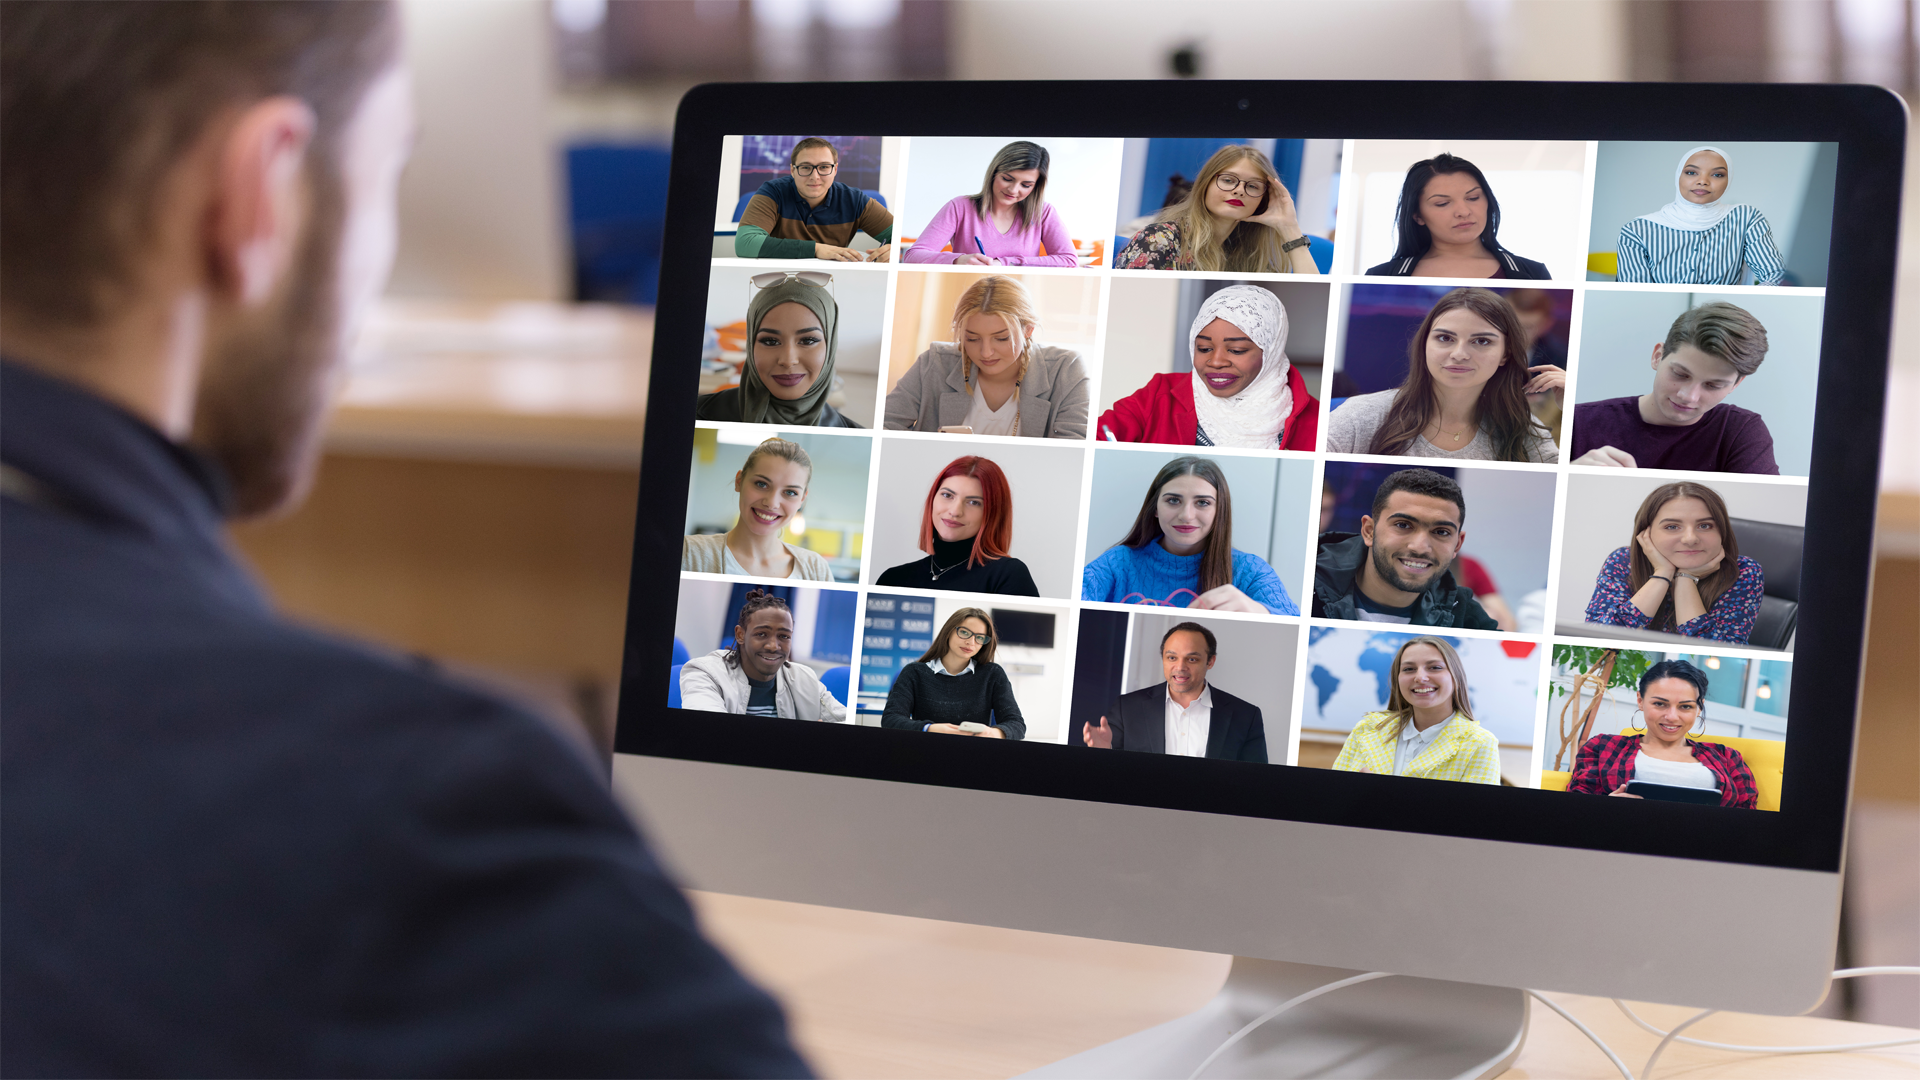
[667,663,684,709]
[672,637,690,666]
[565,142,671,305]
[819,665,851,706]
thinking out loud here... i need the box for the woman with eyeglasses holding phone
[880,607,1026,739]
[1115,145,1317,274]
[697,272,863,427]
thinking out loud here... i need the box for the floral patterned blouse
[1583,548,1765,644]
[1115,222,1192,270]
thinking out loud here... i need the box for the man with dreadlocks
[680,589,849,721]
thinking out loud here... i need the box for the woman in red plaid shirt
[1568,659,1760,809]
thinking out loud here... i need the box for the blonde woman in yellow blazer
[1332,637,1503,785]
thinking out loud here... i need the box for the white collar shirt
[1164,683,1214,758]
[1393,713,1456,776]
[926,658,975,676]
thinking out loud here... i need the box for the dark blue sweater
[0,362,810,1078]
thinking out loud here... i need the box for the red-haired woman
[875,456,1038,594]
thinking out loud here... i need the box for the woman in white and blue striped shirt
[1616,146,1785,286]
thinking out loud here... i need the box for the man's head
[789,137,839,206]
[1361,469,1466,597]
[1645,302,1768,428]
[1159,621,1217,697]
[0,1,408,517]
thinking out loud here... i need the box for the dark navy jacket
[1363,243,1552,279]
[0,362,811,1078]
[1310,532,1499,630]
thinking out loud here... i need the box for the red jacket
[1095,367,1320,451]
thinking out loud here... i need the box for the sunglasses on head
[750,271,833,289]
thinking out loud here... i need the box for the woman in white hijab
[1616,146,1786,286]
[1095,283,1321,450]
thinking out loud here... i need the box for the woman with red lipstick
[682,438,833,581]
[902,142,1077,267]
[1081,456,1298,615]
[696,275,861,427]
[1115,145,1317,274]
[1326,287,1559,463]
[1584,481,1764,645]
[1567,660,1759,807]
[1616,146,1785,286]
[883,274,1088,439]
[1330,637,1501,783]
[875,456,1039,595]
[1096,284,1319,450]
[880,607,1027,739]
[1363,154,1550,279]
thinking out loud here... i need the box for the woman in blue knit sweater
[1081,456,1298,614]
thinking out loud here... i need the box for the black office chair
[1731,517,1803,650]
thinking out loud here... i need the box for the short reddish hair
[918,456,1013,569]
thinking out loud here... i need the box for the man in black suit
[1082,622,1268,763]
[0,4,806,1076]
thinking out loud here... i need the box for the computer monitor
[614,80,1900,1074]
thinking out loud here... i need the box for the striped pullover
[1615,206,1785,285]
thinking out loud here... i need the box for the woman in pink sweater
[903,141,1079,267]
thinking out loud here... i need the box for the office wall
[1555,473,1808,627]
[1084,449,1315,605]
[1122,613,1299,757]
[1572,289,1822,476]
[867,437,1087,600]
[897,137,1124,254]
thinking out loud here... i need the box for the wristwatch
[1281,234,1312,252]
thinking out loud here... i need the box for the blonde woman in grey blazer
[882,274,1089,440]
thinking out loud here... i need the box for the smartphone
[939,425,974,435]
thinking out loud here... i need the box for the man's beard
[190,163,345,520]
[1369,540,1447,597]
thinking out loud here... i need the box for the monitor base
[1018,955,1527,1080]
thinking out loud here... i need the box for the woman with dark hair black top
[1363,154,1551,280]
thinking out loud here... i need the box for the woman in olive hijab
[697,274,862,427]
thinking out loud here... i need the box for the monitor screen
[622,85,1895,886]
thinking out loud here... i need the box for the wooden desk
[691,890,1920,1079]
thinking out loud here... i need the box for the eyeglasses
[791,162,837,178]
[1213,172,1268,198]
[953,628,992,644]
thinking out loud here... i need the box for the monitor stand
[1019,956,1527,1080]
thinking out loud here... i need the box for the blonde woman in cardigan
[682,438,833,581]
[1331,636,1502,784]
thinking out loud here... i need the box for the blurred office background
[227,0,1918,1027]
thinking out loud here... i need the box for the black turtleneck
[875,535,1040,596]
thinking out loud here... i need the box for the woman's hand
[1083,716,1113,748]
[973,726,1006,739]
[926,723,968,735]
[1608,782,1643,799]
[1636,529,1675,578]
[1189,584,1266,613]
[1523,364,1566,401]
[1689,551,1727,578]
[952,253,999,266]
[1252,182,1302,237]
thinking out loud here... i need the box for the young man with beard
[1311,469,1499,629]
[1081,622,1268,763]
[0,4,808,1075]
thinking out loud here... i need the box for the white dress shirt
[1164,684,1214,758]
[1393,713,1456,776]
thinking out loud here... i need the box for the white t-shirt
[964,389,1019,436]
[1633,751,1720,791]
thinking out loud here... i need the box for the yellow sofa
[1539,732,1783,811]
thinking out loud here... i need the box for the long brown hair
[1628,482,1741,630]
[1383,636,1475,723]
[1117,456,1234,594]
[1366,287,1551,462]
[971,141,1050,230]
[916,607,998,666]
[1155,145,1294,274]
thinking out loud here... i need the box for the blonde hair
[950,274,1039,393]
[1157,145,1294,274]
[1384,637,1475,723]
[740,437,813,482]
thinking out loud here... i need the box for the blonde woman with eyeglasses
[1116,145,1315,274]
[882,274,1088,439]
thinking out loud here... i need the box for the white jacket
[679,650,847,722]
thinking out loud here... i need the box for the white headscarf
[1188,285,1293,449]
[1637,146,1738,232]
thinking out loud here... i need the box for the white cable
[1527,990,1637,1080]
[1642,1006,1716,1080]
[1613,966,1920,1055]
[1185,971,1393,1080]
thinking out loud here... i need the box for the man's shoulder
[1575,395,1637,416]
[1207,684,1259,716]
[1117,682,1165,709]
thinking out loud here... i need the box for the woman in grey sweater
[883,274,1087,439]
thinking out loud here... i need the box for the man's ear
[1359,513,1375,547]
[207,96,315,306]
[1650,342,1665,368]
